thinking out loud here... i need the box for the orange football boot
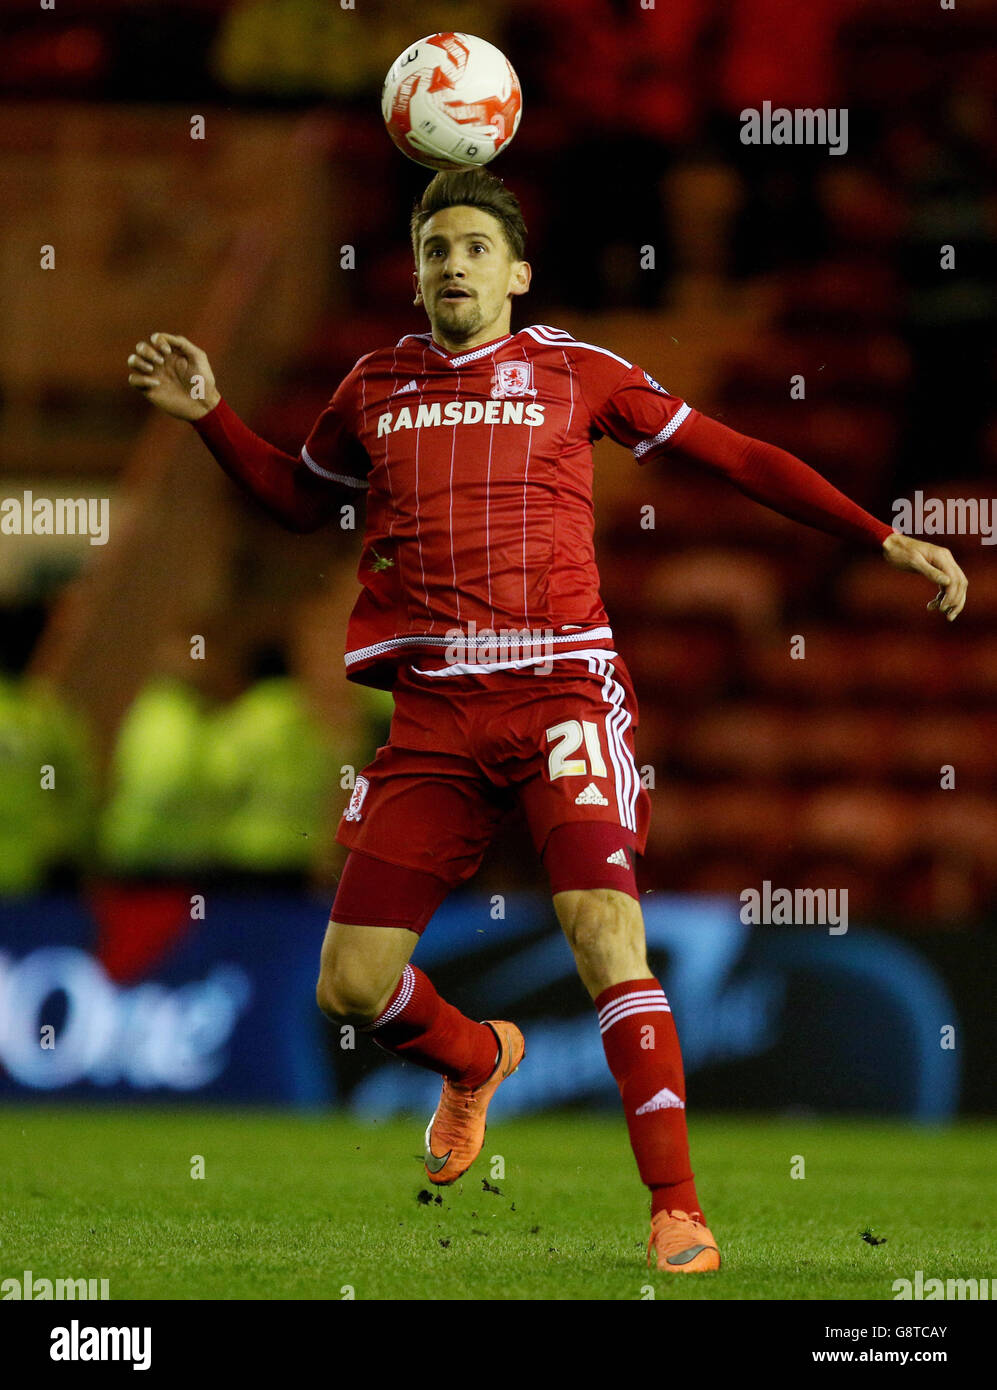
[647,1208,721,1273]
[424,1020,525,1185]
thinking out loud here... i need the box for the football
[381,32,522,171]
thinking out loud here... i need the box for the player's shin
[595,977,705,1221]
[361,963,498,1087]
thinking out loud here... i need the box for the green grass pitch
[2,1106,994,1301]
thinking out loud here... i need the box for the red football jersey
[300,323,695,688]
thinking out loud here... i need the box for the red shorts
[332,654,650,928]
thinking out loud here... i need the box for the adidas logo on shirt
[606,848,629,867]
[636,1086,685,1115]
[575,782,609,806]
[391,379,419,396]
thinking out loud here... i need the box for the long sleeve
[191,398,345,533]
[668,413,895,549]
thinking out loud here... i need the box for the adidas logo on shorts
[575,782,609,806]
[606,848,629,867]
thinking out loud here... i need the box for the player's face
[413,205,530,351]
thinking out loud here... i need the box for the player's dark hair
[411,168,527,264]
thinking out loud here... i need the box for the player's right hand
[126,332,221,421]
[881,531,968,621]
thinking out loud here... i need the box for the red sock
[362,964,498,1088]
[595,977,704,1222]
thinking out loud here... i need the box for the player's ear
[509,260,532,298]
[412,271,423,306]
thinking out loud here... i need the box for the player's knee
[316,963,393,1025]
[559,888,646,972]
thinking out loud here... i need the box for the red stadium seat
[622,622,734,700]
[643,784,800,867]
[683,784,801,852]
[641,548,785,635]
[861,632,963,701]
[835,559,937,625]
[888,853,991,927]
[719,331,909,404]
[630,705,677,773]
[820,167,905,254]
[675,704,792,779]
[777,260,900,330]
[747,628,966,703]
[782,708,896,781]
[886,713,997,788]
[904,793,997,869]
[770,854,883,922]
[634,469,802,547]
[678,855,780,898]
[642,785,703,857]
[797,786,914,867]
[744,627,860,702]
[959,637,997,702]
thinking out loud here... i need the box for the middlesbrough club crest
[490,360,537,399]
[344,775,370,823]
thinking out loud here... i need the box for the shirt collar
[425,332,515,367]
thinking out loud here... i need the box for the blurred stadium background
[1,0,996,1124]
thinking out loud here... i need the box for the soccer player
[128,168,967,1274]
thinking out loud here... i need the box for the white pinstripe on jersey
[448,369,462,622]
[561,349,576,437]
[384,346,398,537]
[413,343,433,621]
[521,385,537,626]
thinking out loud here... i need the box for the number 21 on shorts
[545,719,608,780]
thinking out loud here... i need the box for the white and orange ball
[382,32,522,171]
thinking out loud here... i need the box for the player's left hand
[881,531,968,621]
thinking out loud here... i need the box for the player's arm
[576,343,968,622]
[670,413,968,622]
[126,332,349,533]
